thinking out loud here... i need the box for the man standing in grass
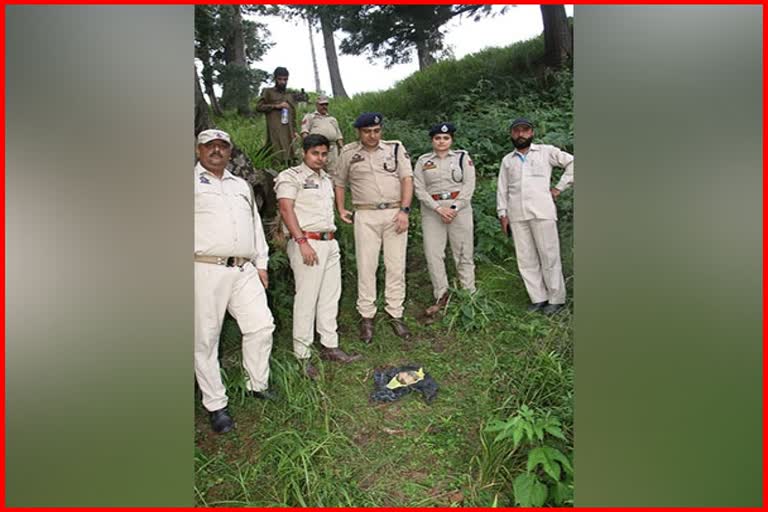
[497,118,574,315]
[333,113,414,343]
[195,129,277,435]
[275,134,363,380]
[256,66,297,166]
[300,95,344,173]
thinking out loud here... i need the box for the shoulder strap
[452,151,466,183]
[393,143,399,172]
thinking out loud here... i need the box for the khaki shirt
[274,163,336,233]
[194,162,269,268]
[333,140,413,205]
[300,111,343,143]
[413,149,476,211]
[496,143,574,221]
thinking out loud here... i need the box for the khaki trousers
[194,261,275,412]
[287,238,341,359]
[422,204,476,300]
[509,219,566,305]
[353,208,408,318]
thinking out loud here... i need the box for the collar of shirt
[429,149,457,160]
[352,141,386,153]
[313,111,327,117]
[196,161,235,180]
[512,143,541,161]
[297,161,328,180]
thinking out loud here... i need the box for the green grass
[194,204,573,506]
[197,38,574,507]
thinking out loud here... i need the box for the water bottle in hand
[280,107,289,125]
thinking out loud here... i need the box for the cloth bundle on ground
[370,365,439,404]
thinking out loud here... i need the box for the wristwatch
[400,206,411,214]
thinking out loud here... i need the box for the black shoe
[541,303,564,315]
[248,388,279,401]
[209,407,234,434]
[302,361,319,380]
[527,301,548,312]
[360,317,375,344]
[388,315,412,339]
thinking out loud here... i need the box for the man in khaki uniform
[497,118,574,315]
[300,95,344,171]
[256,66,297,166]
[413,122,477,317]
[333,112,414,342]
[194,129,276,435]
[274,134,362,380]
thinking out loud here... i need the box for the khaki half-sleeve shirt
[274,163,336,233]
[333,140,413,205]
[301,112,343,142]
[413,149,476,211]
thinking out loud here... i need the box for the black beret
[354,112,383,128]
[429,122,456,137]
[509,117,534,130]
[274,66,289,77]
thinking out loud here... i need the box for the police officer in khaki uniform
[333,113,414,342]
[194,129,277,435]
[274,134,362,380]
[300,95,344,171]
[413,122,477,317]
[497,118,574,315]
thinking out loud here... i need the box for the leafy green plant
[484,405,573,506]
[442,287,504,333]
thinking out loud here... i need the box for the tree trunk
[231,7,246,68]
[307,18,322,93]
[201,63,223,117]
[540,5,573,67]
[320,13,348,98]
[222,5,251,116]
[415,39,436,71]
[195,66,213,137]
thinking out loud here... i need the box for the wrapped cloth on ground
[370,365,439,404]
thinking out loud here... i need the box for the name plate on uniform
[350,153,364,163]
[422,160,437,171]
[303,178,320,189]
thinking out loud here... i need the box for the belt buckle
[441,192,450,200]
[225,256,236,267]
[376,203,388,210]
[320,232,329,241]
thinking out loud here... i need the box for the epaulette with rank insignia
[417,152,433,162]
[339,141,359,154]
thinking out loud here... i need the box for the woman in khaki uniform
[413,123,477,317]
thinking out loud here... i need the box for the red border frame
[0,1,764,510]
